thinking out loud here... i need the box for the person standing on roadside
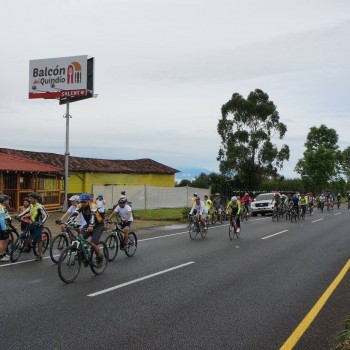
[0,195,12,262]
[15,193,49,261]
[95,194,106,219]
[19,197,32,231]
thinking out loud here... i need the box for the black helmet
[29,192,42,201]
[0,194,10,203]
[118,197,127,205]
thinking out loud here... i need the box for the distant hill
[175,167,215,182]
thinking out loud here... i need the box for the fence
[92,185,210,210]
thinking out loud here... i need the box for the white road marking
[87,261,195,297]
[312,218,324,223]
[334,212,341,216]
[261,230,289,240]
[0,255,52,268]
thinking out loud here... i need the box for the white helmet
[69,195,80,202]
[231,196,237,201]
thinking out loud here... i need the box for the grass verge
[336,316,350,350]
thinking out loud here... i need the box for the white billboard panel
[29,55,88,99]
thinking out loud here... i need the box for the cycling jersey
[227,201,241,216]
[291,197,299,206]
[113,204,133,222]
[190,201,208,216]
[17,202,48,226]
[300,197,307,205]
[67,202,103,227]
[205,199,213,210]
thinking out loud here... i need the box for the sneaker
[34,255,43,261]
[0,254,10,262]
[95,255,103,268]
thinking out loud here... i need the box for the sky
[1,0,350,178]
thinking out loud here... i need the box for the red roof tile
[0,152,61,172]
[0,148,178,174]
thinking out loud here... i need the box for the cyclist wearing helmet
[0,195,12,262]
[59,195,86,230]
[299,194,307,216]
[15,193,49,261]
[242,192,252,215]
[189,196,208,230]
[107,197,133,248]
[64,193,104,266]
[226,196,242,233]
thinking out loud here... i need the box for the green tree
[217,89,290,188]
[295,125,344,193]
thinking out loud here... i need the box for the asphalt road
[1,207,350,350]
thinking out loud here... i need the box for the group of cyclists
[272,192,343,220]
[189,192,253,234]
[0,191,133,265]
[188,190,345,235]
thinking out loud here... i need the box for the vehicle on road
[251,193,275,216]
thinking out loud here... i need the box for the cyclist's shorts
[30,225,43,243]
[121,221,132,229]
[83,225,103,244]
[0,229,9,240]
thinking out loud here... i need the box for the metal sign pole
[63,101,70,212]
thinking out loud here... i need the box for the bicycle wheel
[189,222,197,240]
[124,232,137,257]
[200,223,208,238]
[50,234,69,264]
[10,237,24,262]
[33,230,50,256]
[90,241,108,275]
[58,245,81,283]
[211,213,217,225]
[44,226,52,241]
[6,231,15,255]
[104,233,118,261]
[229,225,238,240]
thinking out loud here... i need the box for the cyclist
[63,193,104,267]
[327,193,334,210]
[336,193,341,208]
[0,195,12,262]
[274,193,282,212]
[106,197,133,249]
[226,196,241,233]
[289,194,300,215]
[212,195,220,221]
[307,192,314,213]
[299,194,307,217]
[318,194,325,210]
[189,196,208,230]
[204,195,214,223]
[15,193,49,261]
[59,195,86,230]
[242,193,252,216]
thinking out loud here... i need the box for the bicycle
[6,224,19,255]
[188,215,207,240]
[229,215,240,240]
[336,200,341,210]
[49,220,80,264]
[272,207,280,222]
[242,206,250,222]
[10,223,50,262]
[57,234,108,283]
[104,221,138,261]
[290,206,299,223]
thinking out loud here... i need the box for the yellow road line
[280,259,350,350]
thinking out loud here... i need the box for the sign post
[29,55,95,211]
